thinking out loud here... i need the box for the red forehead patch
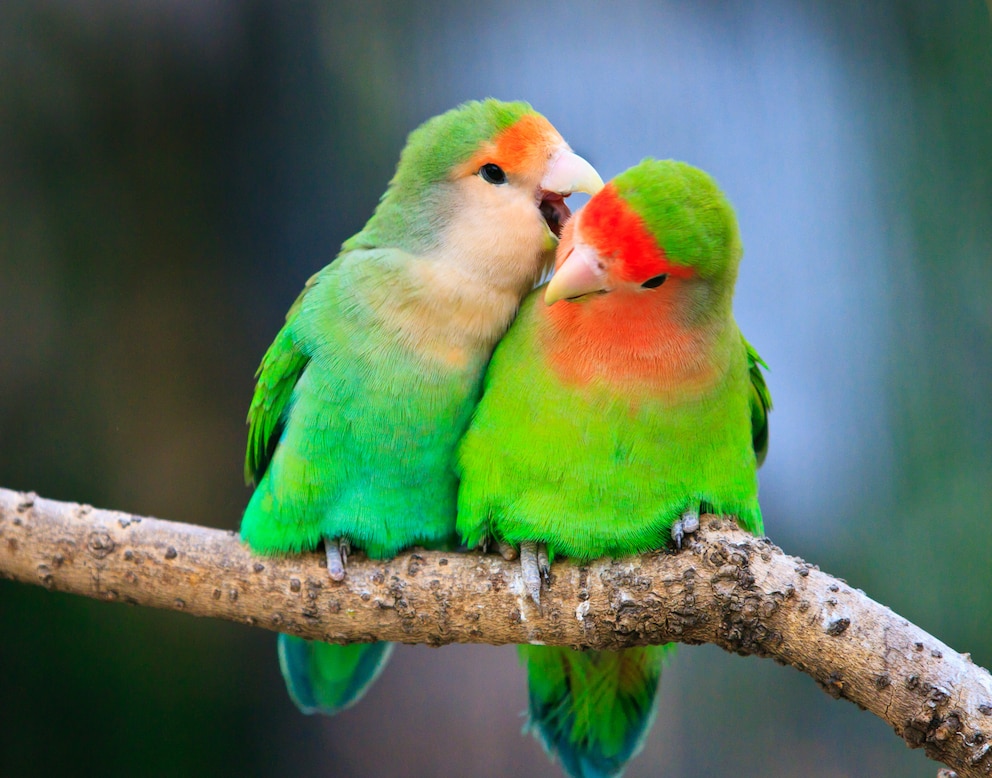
[580,184,693,282]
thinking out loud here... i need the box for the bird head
[356,99,603,291]
[545,159,742,322]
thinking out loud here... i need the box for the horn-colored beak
[540,150,604,196]
[544,242,608,305]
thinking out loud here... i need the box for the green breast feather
[242,252,484,559]
[456,292,771,560]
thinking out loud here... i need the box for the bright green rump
[457,292,766,560]
[242,250,486,558]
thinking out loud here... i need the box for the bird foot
[477,535,519,561]
[520,541,551,608]
[324,537,351,581]
[671,505,700,550]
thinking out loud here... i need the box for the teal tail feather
[277,635,394,715]
[521,644,674,778]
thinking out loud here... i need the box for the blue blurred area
[1,2,990,776]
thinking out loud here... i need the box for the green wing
[243,273,318,486]
[743,336,772,468]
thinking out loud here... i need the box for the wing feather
[243,273,319,485]
[743,336,772,467]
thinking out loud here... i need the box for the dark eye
[479,163,507,185]
[642,274,668,289]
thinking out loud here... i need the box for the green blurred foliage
[822,1,992,661]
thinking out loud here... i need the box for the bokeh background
[2,2,991,776]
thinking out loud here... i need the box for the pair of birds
[240,99,771,778]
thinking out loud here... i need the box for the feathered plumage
[241,99,603,714]
[458,159,771,775]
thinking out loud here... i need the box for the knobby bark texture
[2,487,991,776]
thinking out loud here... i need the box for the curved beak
[540,149,604,197]
[544,242,608,305]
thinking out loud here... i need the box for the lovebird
[456,159,771,777]
[241,99,603,716]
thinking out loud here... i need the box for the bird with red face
[458,158,771,777]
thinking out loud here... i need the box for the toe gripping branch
[670,504,701,550]
[520,542,551,610]
[325,537,351,581]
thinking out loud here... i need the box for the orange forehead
[579,184,694,282]
[458,113,562,178]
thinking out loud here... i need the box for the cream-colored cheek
[364,177,554,366]
[443,183,546,288]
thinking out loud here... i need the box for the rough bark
[2,486,991,776]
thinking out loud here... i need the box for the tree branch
[1,486,990,776]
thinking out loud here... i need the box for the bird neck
[354,247,542,372]
[542,284,735,396]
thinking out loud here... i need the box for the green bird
[456,159,771,777]
[241,99,603,716]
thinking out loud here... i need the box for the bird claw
[671,505,701,550]
[520,541,550,609]
[537,545,550,580]
[325,537,351,581]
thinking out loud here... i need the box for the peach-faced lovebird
[457,159,771,777]
[241,99,603,716]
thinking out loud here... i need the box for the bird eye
[479,163,507,185]
[642,274,668,289]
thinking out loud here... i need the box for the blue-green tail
[521,644,674,778]
[277,635,394,715]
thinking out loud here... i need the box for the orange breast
[542,288,721,400]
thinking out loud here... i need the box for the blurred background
[1,1,990,776]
